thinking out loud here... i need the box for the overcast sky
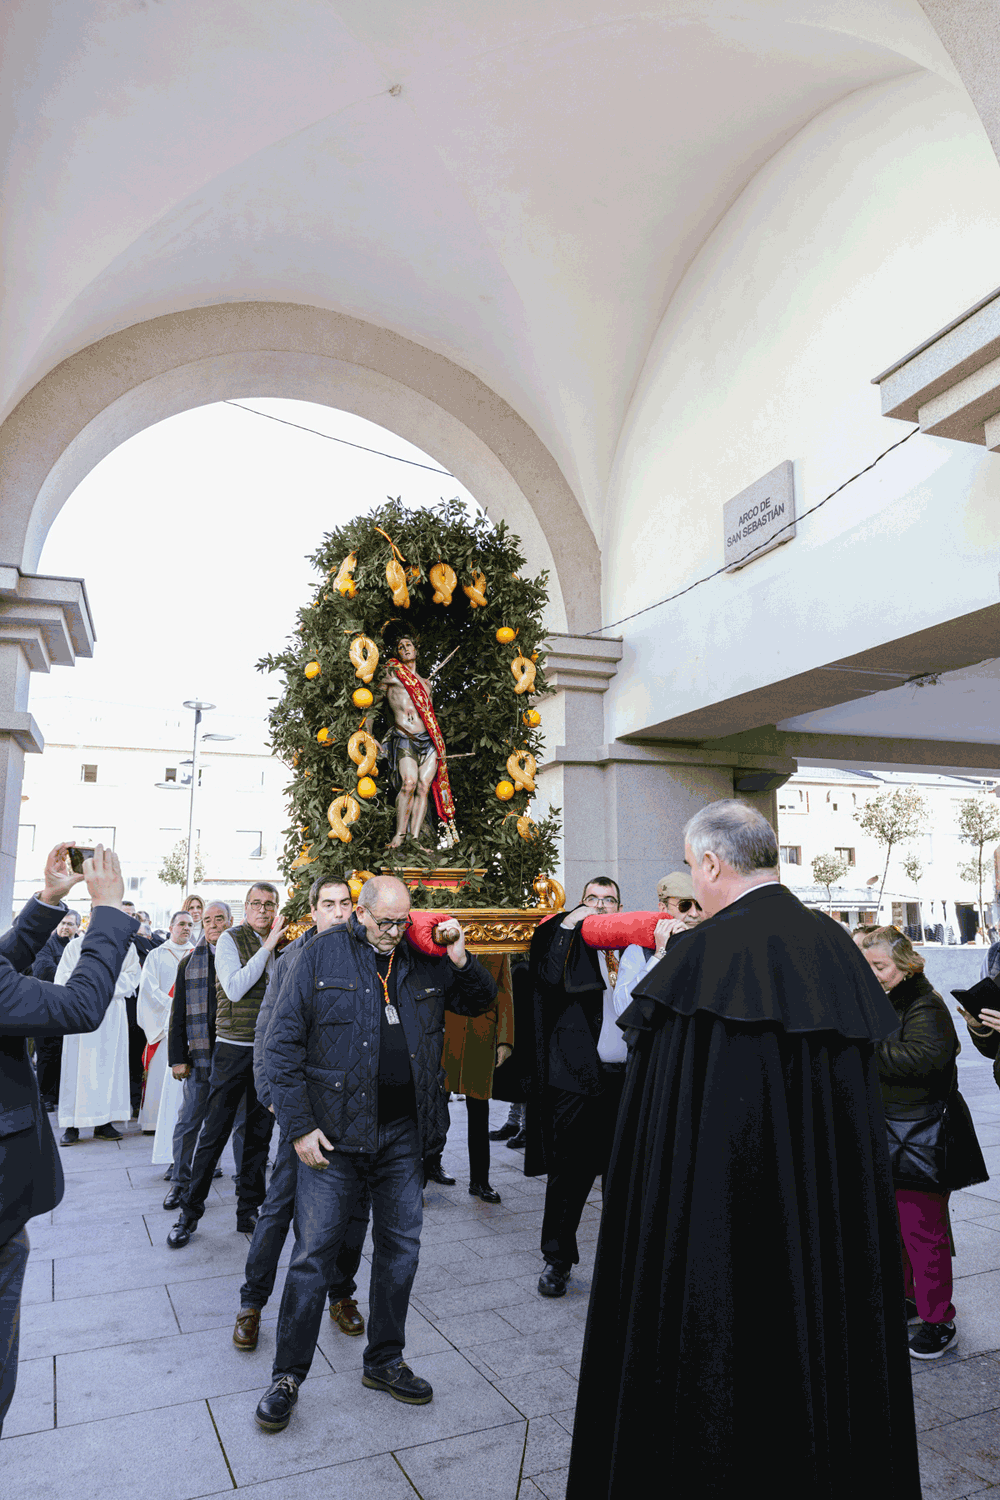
[31,398,480,741]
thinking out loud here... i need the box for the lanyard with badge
[378,949,401,1025]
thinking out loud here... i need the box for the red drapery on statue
[389,658,458,838]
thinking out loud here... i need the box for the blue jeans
[240,1130,371,1310]
[0,1228,30,1436]
[272,1117,423,1382]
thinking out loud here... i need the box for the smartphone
[68,846,95,874]
[952,977,999,1022]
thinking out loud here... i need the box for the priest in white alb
[56,914,142,1144]
[137,910,195,1131]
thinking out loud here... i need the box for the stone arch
[0,301,603,633]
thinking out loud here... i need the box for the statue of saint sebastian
[379,636,458,848]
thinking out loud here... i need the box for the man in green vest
[167,882,286,1247]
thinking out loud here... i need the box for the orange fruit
[316,727,330,743]
[357,776,378,799]
[496,627,516,644]
[523,709,541,727]
[304,660,321,679]
[496,780,515,801]
[352,687,373,708]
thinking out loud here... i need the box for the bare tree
[853,787,928,919]
[956,794,1000,939]
[812,852,847,915]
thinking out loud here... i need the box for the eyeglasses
[675,899,701,914]
[582,894,620,909]
[372,915,413,933]
[247,900,277,913]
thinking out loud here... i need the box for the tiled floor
[6,1013,1000,1498]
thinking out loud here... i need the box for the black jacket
[0,898,137,1246]
[30,929,73,984]
[263,916,496,1155]
[876,972,958,1114]
[253,928,318,1111]
[167,945,217,1068]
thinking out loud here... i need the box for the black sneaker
[93,1123,123,1141]
[362,1359,433,1404]
[909,1321,957,1359]
[254,1375,299,1431]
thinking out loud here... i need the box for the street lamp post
[182,700,215,896]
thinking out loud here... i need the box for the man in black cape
[566,799,921,1499]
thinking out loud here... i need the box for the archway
[0,301,601,634]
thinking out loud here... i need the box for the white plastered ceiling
[1,0,958,534]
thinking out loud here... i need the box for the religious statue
[379,635,459,848]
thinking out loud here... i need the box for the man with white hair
[567,799,921,1499]
[254,874,496,1432]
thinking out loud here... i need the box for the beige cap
[656,870,694,901]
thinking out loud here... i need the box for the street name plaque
[723,459,796,571]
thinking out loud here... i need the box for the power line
[222,401,455,476]
[588,425,922,635]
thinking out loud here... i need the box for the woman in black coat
[859,927,987,1361]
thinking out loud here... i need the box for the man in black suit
[0,843,135,1433]
[524,876,629,1298]
[29,909,81,1108]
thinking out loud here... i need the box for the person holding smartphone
[0,843,136,1433]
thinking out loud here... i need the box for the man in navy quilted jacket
[0,843,136,1433]
[256,874,496,1431]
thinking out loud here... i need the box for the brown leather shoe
[329,1296,365,1336]
[233,1308,261,1351]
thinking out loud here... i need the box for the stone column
[537,635,794,908]
[0,569,95,920]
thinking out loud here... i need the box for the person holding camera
[0,843,136,1432]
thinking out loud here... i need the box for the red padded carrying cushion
[580,912,661,950]
[406,910,452,957]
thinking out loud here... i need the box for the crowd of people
[2,799,997,1495]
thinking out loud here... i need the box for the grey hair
[357,874,410,912]
[245,881,279,903]
[204,900,232,923]
[683,800,778,875]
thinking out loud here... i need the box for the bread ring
[510,654,537,695]
[349,635,379,683]
[463,570,487,608]
[327,794,361,843]
[516,814,538,841]
[429,562,457,606]
[386,557,410,608]
[506,750,537,794]
[348,730,379,779]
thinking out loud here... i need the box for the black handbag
[885,1102,948,1191]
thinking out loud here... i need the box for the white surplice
[56,934,141,1129]
[137,940,192,1131]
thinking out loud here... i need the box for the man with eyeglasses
[523,875,632,1298]
[253,874,496,1432]
[167,883,286,1246]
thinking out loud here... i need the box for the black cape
[566,884,922,1499]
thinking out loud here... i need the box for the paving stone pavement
[6,1010,1000,1499]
